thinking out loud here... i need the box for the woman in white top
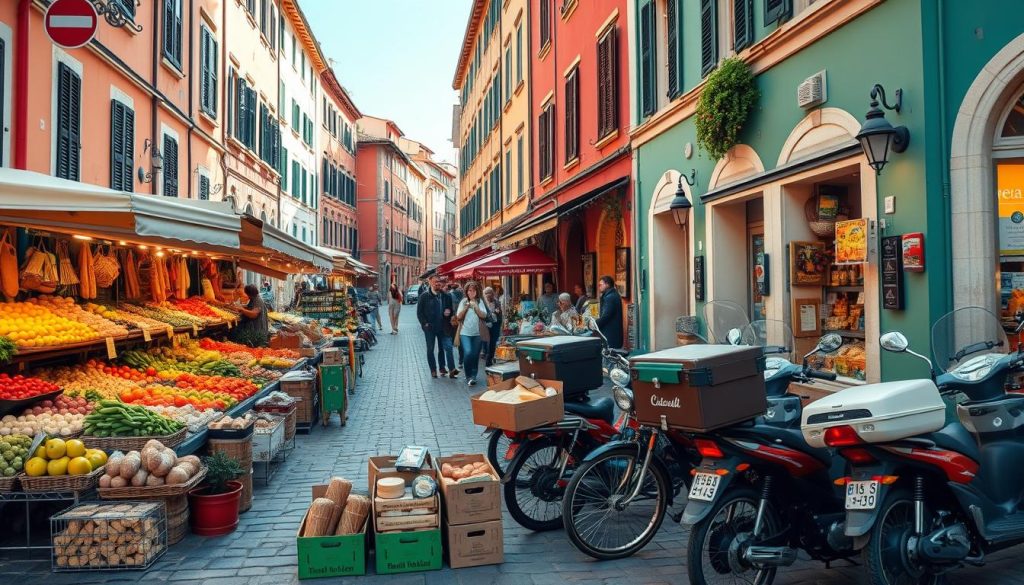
[456,281,490,386]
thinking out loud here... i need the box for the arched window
[995,87,1024,318]
[1000,91,1024,142]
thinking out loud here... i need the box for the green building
[629,0,1024,383]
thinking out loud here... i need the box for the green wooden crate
[320,365,346,412]
[374,528,442,575]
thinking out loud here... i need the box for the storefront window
[997,161,1024,321]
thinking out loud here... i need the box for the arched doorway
[648,170,692,350]
[596,205,621,287]
[563,219,585,296]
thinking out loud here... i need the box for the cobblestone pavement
[2,308,1023,584]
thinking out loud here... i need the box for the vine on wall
[695,57,760,160]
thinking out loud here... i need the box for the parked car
[405,286,420,304]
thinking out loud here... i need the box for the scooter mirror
[726,328,743,346]
[817,333,843,354]
[880,331,910,353]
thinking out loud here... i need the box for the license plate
[845,480,879,510]
[688,472,721,502]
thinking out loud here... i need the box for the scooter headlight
[613,386,634,412]
[610,367,631,388]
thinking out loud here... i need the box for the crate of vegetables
[82,401,186,452]
[207,414,254,440]
[0,374,64,417]
[1,394,95,439]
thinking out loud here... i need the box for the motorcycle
[683,323,858,585]
[802,307,1024,585]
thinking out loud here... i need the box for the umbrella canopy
[452,245,556,279]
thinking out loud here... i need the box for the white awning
[240,216,333,272]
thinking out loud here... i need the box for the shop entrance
[709,193,764,318]
[648,172,692,350]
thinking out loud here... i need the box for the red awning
[436,245,495,277]
[452,245,557,279]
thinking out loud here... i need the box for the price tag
[192,324,199,336]
[28,432,46,459]
[142,329,152,342]
[106,337,117,360]
[227,319,233,330]
[165,326,174,339]
[172,334,180,348]
[17,361,25,372]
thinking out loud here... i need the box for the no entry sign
[45,0,99,49]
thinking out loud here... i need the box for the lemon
[25,457,47,477]
[85,450,107,469]
[67,457,92,476]
[34,446,45,459]
[45,438,66,460]
[65,439,86,458]
[47,456,69,476]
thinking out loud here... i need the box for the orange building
[318,67,361,258]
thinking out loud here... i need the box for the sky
[300,0,473,166]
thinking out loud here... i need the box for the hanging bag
[0,230,18,300]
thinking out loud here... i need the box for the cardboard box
[296,485,367,579]
[298,348,317,358]
[444,519,503,569]
[374,527,442,575]
[270,331,302,349]
[470,379,564,431]
[368,454,436,493]
[376,513,439,532]
[435,454,501,525]
[321,347,343,365]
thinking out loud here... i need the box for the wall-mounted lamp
[856,84,909,175]
[138,139,164,184]
[90,0,144,33]
[670,170,696,228]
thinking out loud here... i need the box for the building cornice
[452,0,489,89]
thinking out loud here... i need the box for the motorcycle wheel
[503,439,570,531]
[865,490,946,585]
[561,446,669,560]
[686,487,779,585]
[486,430,514,477]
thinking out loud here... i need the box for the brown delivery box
[470,379,564,431]
[321,347,344,365]
[435,454,501,525]
[444,519,503,569]
[368,454,436,493]
[631,345,766,432]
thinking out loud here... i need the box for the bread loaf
[336,495,370,535]
[303,498,338,537]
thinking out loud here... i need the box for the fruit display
[169,298,221,322]
[83,401,184,438]
[0,434,32,477]
[83,303,168,334]
[145,405,221,433]
[0,300,100,348]
[122,347,242,378]
[99,440,202,488]
[118,303,195,328]
[52,501,165,570]
[119,384,238,412]
[0,373,59,401]
[24,437,107,477]
[197,337,300,360]
[34,296,129,338]
[35,361,147,400]
[0,394,95,437]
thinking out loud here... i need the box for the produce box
[319,365,346,413]
[321,348,343,366]
[631,345,766,432]
[444,519,503,569]
[517,336,603,398]
[296,484,366,579]
[373,528,442,575]
[280,370,318,427]
[434,454,501,525]
[270,332,302,349]
[470,379,564,432]
[367,453,436,493]
[484,362,520,387]
[253,417,285,462]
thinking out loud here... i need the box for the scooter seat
[922,422,981,463]
[564,397,615,424]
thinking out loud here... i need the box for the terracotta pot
[188,480,243,536]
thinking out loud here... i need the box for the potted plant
[188,452,245,536]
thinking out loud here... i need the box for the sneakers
[439,369,449,376]
[449,368,460,378]
[468,379,477,387]
[431,371,438,379]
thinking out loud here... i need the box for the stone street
[2,308,1023,584]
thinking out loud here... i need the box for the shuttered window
[639,1,656,117]
[598,25,620,137]
[280,147,288,191]
[116,0,136,18]
[55,62,81,181]
[516,24,524,83]
[162,134,178,197]
[517,135,524,196]
[291,161,300,196]
[322,159,329,193]
[539,103,555,181]
[564,68,579,163]
[200,25,218,117]
[539,0,551,48]
[235,79,256,150]
[0,38,5,166]
[226,69,235,137]
[734,0,753,51]
[162,0,183,69]
[764,0,792,26]
[666,0,681,99]
[198,175,210,200]
[109,100,134,192]
[700,0,717,77]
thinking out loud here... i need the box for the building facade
[318,68,361,258]
[403,141,458,272]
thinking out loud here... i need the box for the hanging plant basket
[695,58,760,160]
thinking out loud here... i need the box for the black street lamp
[670,170,696,228]
[856,84,910,175]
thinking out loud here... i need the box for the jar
[838,270,850,286]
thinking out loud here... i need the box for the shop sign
[881,236,904,310]
[998,163,1024,255]
[694,256,705,302]
[901,233,925,272]
[835,218,869,265]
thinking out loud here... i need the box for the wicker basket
[0,473,20,493]
[81,427,187,452]
[804,196,838,238]
[164,495,190,545]
[21,466,104,493]
[98,468,206,500]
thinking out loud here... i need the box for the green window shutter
[639,1,656,117]
[667,0,679,99]
[162,134,178,197]
[109,100,133,192]
[700,0,717,77]
[734,0,753,51]
[55,62,81,181]
[198,175,210,200]
[764,0,792,26]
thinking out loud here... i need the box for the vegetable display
[0,373,59,401]
[0,434,32,477]
[99,440,202,489]
[84,401,184,438]
[24,437,107,477]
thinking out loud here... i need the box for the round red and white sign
[45,0,99,50]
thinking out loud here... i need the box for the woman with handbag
[483,286,503,367]
[455,281,490,386]
[387,282,403,334]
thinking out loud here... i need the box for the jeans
[460,335,483,382]
[424,327,456,373]
[438,335,456,372]
[484,321,502,366]
[371,306,382,328]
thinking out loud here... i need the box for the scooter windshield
[931,307,1008,375]
[741,320,795,361]
[702,300,750,345]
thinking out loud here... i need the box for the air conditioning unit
[797,71,827,109]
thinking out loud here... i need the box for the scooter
[801,307,1024,585]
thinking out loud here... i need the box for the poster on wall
[790,241,829,285]
[834,218,869,264]
[581,252,597,298]
[793,298,822,338]
[998,163,1024,255]
[615,247,631,299]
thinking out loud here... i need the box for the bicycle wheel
[562,446,669,560]
[503,439,569,531]
[486,430,515,477]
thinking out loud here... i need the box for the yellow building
[452,0,531,251]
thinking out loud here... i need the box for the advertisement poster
[998,163,1024,255]
[835,218,869,264]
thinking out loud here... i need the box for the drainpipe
[150,0,160,195]
[219,0,230,206]
[186,0,194,198]
[936,0,952,313]
[13,0,30,169]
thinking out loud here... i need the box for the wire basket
[51,501,166,572]
[81,427,187,452]
[21,466,104,493]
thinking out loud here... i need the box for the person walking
[483,286,503,367]
[573,284,590,315]
[366,284,383,331]
[387,283,403,334]
[455,281,490,386]
[448,283,466,369]
[538,281,558,318]
[416,276,456,378]
[596,275,624,350]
